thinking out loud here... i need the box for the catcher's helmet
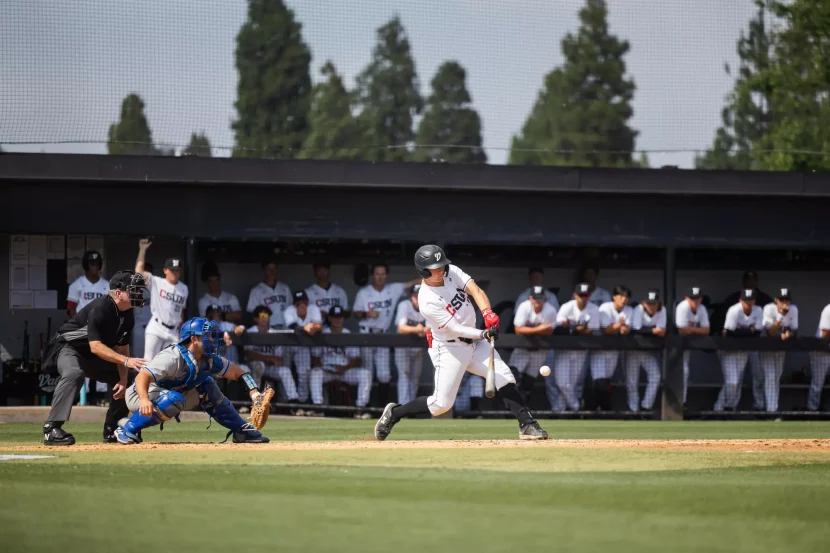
[82,250,103,272]
[414,244,450,278]
[180,317,224,356]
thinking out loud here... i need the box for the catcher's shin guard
[117,390,185,444]
[203,394,269,443]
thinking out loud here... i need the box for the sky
[0,0,760,168]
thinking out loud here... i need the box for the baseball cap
[740,288,757,301]
[293,291,309,303]
[574,283,591,296]
[776,287,792,301]
[645,290,660,303]
[205,304,221,318]
[84,251,102,264]
[164,258,182,270]
[686,286,702,299]
[530,286,546,300]
[328,305,346,318]
[109,270,142,290]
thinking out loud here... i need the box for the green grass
[1,420,829,553]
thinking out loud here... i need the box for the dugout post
[661,244,683,420]
[186,237,198,318]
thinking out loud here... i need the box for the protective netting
[0,0,789,168]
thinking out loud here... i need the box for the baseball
[539,365,551,377]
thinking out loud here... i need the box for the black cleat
[43,423,75,446]
[374,403,400,441]
[519,421,549,440]
[103,424,118,443]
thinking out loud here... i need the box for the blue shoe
[114,426,142,444]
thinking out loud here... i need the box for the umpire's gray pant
[46,346,122,423]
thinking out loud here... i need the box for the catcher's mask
[180,317,224,356]
[109,270,149,308]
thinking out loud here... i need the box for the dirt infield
[4,438,830,453]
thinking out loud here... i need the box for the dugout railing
[229,333,830,420]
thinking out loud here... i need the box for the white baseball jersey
[312,327,360,371]
[556,300,601,330]
[396,299,426,329]
[631,305,667,330]
[724,303,763,332]
[148,276,189,328]
[67,276,109,311]
[198,291,241,317]
[816,304,830,338]
[305,283,349,313]
[590,286,613,307]
[513,300,558,329]
[284,304,323,327]
[599,302,634,329]
[514,287,560,313]
[354,282,407,332]
[418,265,477,342]
[246,281,292,327]
[675,300,710,329]
[762,303,799,333]
[244,326,285,358]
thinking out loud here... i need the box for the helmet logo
[435,253,441,261]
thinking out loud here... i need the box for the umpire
[42,270,150,446]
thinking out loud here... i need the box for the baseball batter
[246,258,292,328]
[510,286,557,402]
[809,303,830,411]
[760,288,798,413]
[283,291,323,403]
[353,264,420,405]
[374,245,548,441]
[115,317,269,444]
[305,260,349,318]
[553,283,601,411]
[592,285,633,409]
[135,239,189,361]
[718,289,763,410]
[243,305,299,402]
[626,290,666,412]
[310,306,372,411]
[675,287,709,404]
[394,285,427,405]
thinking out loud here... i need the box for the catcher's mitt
[249,384,275,430]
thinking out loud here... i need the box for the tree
[231,0,312,159]
[748,0,830,171]
[509,0,638,167]
[107,93,156,155]
[414,61,486,164]
[183,132,213,157]
[696,8,772,170]
[299,62,366,160]
[355,16,423,162]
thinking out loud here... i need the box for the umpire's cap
[414,245,450,277]
[109,270,147,308]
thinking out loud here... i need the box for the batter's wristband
[241,372,258,392]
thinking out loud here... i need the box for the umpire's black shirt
[58,295,135,359]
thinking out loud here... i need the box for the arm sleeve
[390,282,406,300]
[762,304,776,328]
[230,295,242,312]
[556,304,570,324]
[545,305,558,326]
[630,307,643,330]
[656,308,667,329]
[753,308,764,329]
[67,280,81,303]
[820,306,830,333]
[587,307,601,330]
[513,302,529,327]
[283,307,298,327]
[353,289,368,312]
[309,306,323,324]
[790,305,799,331]
[723,307,738,331]
[675,303,688,327]
[449,265,473,290]
[396,302,409,326]
[443,316,484,340]
[599,305,613,328]
[700,307,710,328]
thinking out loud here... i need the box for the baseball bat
[485,337,496,398]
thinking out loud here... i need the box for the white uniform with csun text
[246,282,292,328]
[394,299,427,405]
[718,302,763,410]
[143,276,189,361]
[305,283,349,316]
[417,265,516,416]
[354,282,407,384]
[760,302,798,412]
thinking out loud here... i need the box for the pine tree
[414,61,486,164]
[231,0,312,159]
[300,62,366,160]
[107,94,156,155]
[696,8,772,170]
[355,16,423,162]
[183,132,212,157]
[509,0,638,167]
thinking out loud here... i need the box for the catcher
[114,317,273,444]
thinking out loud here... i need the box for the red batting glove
[426,327,433,348]
[482,308,499,329]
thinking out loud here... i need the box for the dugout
[2,152,830,419]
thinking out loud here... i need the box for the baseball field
[1,419,829,553]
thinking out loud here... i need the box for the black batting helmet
[414,245,450,278]
[82,250,103,272]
